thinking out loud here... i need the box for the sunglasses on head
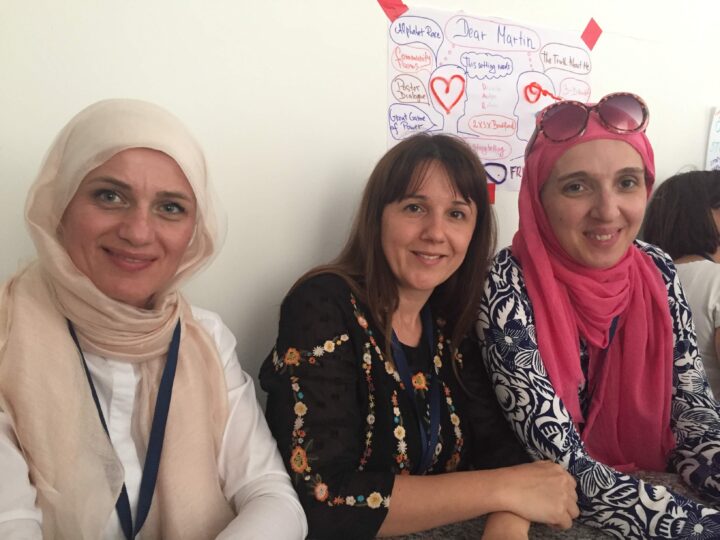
[525,92,649,158]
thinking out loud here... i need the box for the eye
[158,201,186,216]
[618,176,641,190]
[449,209,466,220]
[93,189,123,205]
[402,203,424,214]
[561,182,586,195]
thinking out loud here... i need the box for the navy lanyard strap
[390,305,441,475]
[68,319,181,540]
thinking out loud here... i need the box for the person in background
[643,170,720,395]
[478,93,720,538]
[0,99,307,540]
[260,133,578,540]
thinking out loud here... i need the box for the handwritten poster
[705,108,720,170]
[387,8,593,191]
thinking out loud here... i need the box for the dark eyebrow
[157,190,194,202]
[85,176,194,202]
[401,193,473,207]
[617,167,645,176]
[86,176,131,190]
[554,167,645,184]
[553,171,590,183]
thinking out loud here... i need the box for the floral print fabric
[478,242,720,539]
[261,274,528,539]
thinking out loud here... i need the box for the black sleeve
[454,337,531,470]
[260,275,394,540]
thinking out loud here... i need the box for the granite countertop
[384,472,714,539]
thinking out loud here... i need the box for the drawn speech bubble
[559,78,591,102]
[390,16,444,59]
[468,115,516,137]
[391,44,434,73]
[461,52,513,80]
[539,43,591,75]
[465,138,512,160]
[388,104,437,140]
[391,75,429,104]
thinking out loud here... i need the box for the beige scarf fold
[0,99,235,539]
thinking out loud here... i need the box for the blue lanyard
[390,305,441,475]
[68,319,181,540]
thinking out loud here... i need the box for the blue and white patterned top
[478,241,720,539]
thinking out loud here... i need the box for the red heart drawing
[430,75,466,114]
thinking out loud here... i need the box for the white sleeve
[192,308,307,540]
[0,407,43,539]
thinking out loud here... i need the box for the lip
[103,247,157,271]
[583,228,622,246]
[412,251,447,265]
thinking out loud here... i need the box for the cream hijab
[0,99,235,539]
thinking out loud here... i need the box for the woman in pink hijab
[478,93,720,538]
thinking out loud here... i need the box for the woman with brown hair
[644,170,720,394]
[260,133,578,540]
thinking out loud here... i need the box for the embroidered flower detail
[450,413,460,426]
[454,351,464,367]
[411,372,428,391]
[363,352,372,364]
[323,340,335,353]
[345,496,356,506]
[284,348,301,366]
[367,492,383,509]
[393,425,406,440]
[340,334,349,341]
[290,446,308,473]
[294,402,308,416]
[393,407,400,416]
[385,361,395,375]
[291,382,300,392]
[312,346,325,357]
[357,316,368,329]
[433,355,442,368]
[446,452,460,471]
[397,440,407,454]
[383,496,391,508]
[293,417,304,431]
[314,482,329,502]
[366,413,375,425]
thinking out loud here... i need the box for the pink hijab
[512,110,676,471]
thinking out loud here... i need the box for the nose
[420,211,446,243]
[117,208,155,245]
[590,188,621,222]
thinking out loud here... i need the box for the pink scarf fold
[512,115,675,471]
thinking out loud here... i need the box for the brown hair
[642,170,720,259]
[293,132,495,358]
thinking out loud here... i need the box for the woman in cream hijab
[0,99,307,540]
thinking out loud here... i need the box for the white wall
[2,0,719,392]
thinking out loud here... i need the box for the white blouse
[0,306,307,539]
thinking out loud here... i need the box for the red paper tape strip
[581,18,602,50]
[377,0,409,22]
[487,182,496,205]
